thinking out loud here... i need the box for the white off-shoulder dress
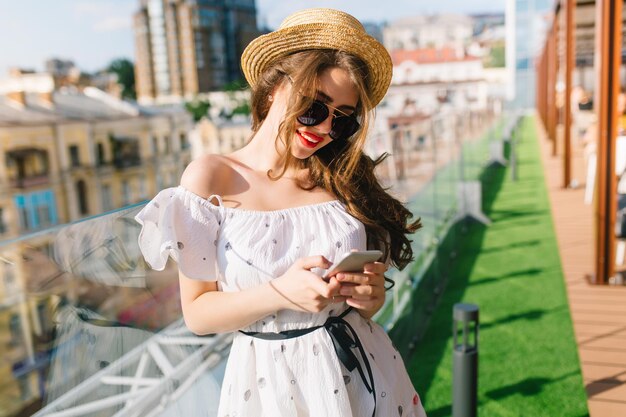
[135,186,426,417]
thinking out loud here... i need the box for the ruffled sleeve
[134,186,223,280]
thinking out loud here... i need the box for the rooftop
[391,48,481,65]
[0,73,186,127]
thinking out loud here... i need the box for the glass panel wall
[1,106,513,416]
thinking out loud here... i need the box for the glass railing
[0,104,515,416]
[373,107,511,330]
[0,202,231,417]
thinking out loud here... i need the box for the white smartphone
[323,250,383,280]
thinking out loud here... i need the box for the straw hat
[241,8,392,108]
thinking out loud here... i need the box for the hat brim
[241,23,392,108]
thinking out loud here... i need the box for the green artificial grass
[404,116,589,417]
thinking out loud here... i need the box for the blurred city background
[0,0,624,416]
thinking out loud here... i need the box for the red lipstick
[297,130,323,149]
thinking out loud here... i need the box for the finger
[345,298,378,310]
[363,271,386,286]
[326,276,343,295]
[310,277,337,299]
[340,285,379,298]
[336,272,376,286]
[364,262,387,274]
[299,255,331,270]
[343,292,374,301]
[348,293,379,301]
[331,296,348,303]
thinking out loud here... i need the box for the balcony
[109,135,142,170]
[112,156,142,170]
[5,148,50,189]
[535,2,626,413]
[9,174,49,189]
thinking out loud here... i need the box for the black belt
[240,307,376,417]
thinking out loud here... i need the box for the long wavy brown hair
[250,50,421,270]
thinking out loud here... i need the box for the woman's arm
[179,256,345,335]
[179,275,280,335]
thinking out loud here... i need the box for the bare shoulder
[180,154,233,199]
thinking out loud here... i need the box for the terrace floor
[404,115,588,417]
[537,118,626,417]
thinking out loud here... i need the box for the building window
[122,180,131,206]
[164,136,171,154]
[96,143,106,166]
[516,57,530,70]
[3,261,15,293]
[18,205,29,230]
[138,179,146,200]
[69,145,80,167]
[180,133,189,150]
[102,184,113,212]
[109,135,141,169]
[37,302,49,333]
[76,180,89,215]
[9,313,22,347]
[152,136,159,155]
[14,190,57,231]
[0,208,6,234]
[516,0,530,12]
[37,205,51,228]
[6,148,50,187]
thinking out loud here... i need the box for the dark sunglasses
[296,99,360,141]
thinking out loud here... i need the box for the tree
[231,101,250,116]
[185,99,212,122]
[107,58,136,100]
[223,78,249,92]
[484,42,505,68]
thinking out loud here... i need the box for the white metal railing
[34,318,232,417]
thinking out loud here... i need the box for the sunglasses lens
[297,101,328,126]
[296,99,360,140]
[330,116,360,141]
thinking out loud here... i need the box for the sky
[0,0,505,76]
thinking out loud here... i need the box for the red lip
[297,131,323,149]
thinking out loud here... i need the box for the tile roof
[391,48,481,65]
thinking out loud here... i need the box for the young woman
[136,8,426,417]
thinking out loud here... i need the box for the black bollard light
[452,303,479,417]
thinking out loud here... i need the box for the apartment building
[385,47,488,115]
[189,115,250,157]
[0,70,192,415]
[383,14,474,51]
[134,0,259,105]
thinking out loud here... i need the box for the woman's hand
[335,261,387,319]
[270,255,346,313]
